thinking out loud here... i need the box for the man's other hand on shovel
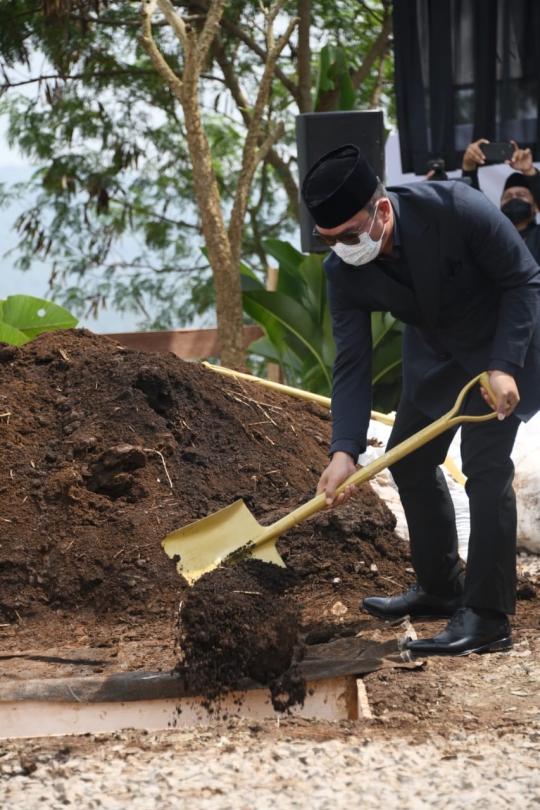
[481,370,520,420]
[317,451,357,508]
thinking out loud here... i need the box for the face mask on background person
[332,202,385,266]
[501,198,533,226]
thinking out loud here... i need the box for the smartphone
[480,142,514,162]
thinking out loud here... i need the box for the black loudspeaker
[296,110,386,253]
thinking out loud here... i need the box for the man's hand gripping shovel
[162,373,498,585]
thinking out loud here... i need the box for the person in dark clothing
[301,143,540,658]
[462,139,540,263]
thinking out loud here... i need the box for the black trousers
[387,387,521,615]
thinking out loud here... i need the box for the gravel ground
[2,723,540,809]
[2,555,540,809]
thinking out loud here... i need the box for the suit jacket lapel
[388,191,441,331]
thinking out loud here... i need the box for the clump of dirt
[0,328,411,703]
[177,560,306,711]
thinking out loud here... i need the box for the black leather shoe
[362,583,462,620]
[405,606,512,657]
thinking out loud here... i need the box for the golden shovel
[162,372,497,585]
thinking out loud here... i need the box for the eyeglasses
[312,207,376,247]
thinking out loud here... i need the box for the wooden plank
[301,657,384,681]
[0,637,413,704]
[0,676,358,739]
[0,657,384,704]
[0,671,184,704]
[104,326,264,360]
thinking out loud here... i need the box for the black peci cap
[503,172,540,207]
[301,143,378,228]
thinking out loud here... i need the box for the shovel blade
[162,499,286,585]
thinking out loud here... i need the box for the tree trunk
[182,90,245,368]
[296,0,312,114]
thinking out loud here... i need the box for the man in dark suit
[301,143,540,657]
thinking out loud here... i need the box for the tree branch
[216,10,299,100]
[264,0,288,29]
[109,197,201,230]
[156,0,190,50]
[351,12,393,92]
[314,11,393,112]
[67,13,206,27]
[370,50,387,109]
[296,0,312,114]
[139,0,184,102]
[210,34,299,219]
[195,0,227,66]
[228,8,298,264]
[355,0,386,26]
[0,70,159,90]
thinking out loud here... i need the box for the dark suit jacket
[325,180,540,459]
[521,221,540,265]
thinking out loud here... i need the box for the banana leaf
[0,295,78,345]
[262,238,307,301]
[243,289,332,390]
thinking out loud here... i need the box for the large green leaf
[262,239,305,273]
[243,296,299,365]
[0,295,78,344]
[244,291,311,366]
[0,321,31,346]
[262,238,306,300]
[238,260,262,285]
[247,336,282,364]
[300,354,332,396]
[248,336,302,375]
[371,311,399,348]
[261,242,329,331]
[240,273,265,293]
[243,289,332,389]
[296,254,327,323]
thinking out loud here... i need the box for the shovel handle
[340,375,494,487]
[254,372,497,546]
[203,362,396,426]
[331,372,497,499]
[202,362,332,409]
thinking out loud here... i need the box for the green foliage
[0,1,394,327]
[0,295,78,346]
[242,239,334,394]
[243,240,403,409]
[315,45,356,111]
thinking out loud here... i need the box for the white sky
[0,117,151,334]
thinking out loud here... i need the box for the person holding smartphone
[462,139,540,262]
[301,143,540,658]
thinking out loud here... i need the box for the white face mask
[332,202,385,266]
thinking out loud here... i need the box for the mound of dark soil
[0,329,410,704]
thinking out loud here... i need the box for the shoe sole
[408,636,513,657]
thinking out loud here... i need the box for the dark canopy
[393,0,540,174]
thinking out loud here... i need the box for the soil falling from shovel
[176,560,307,712]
